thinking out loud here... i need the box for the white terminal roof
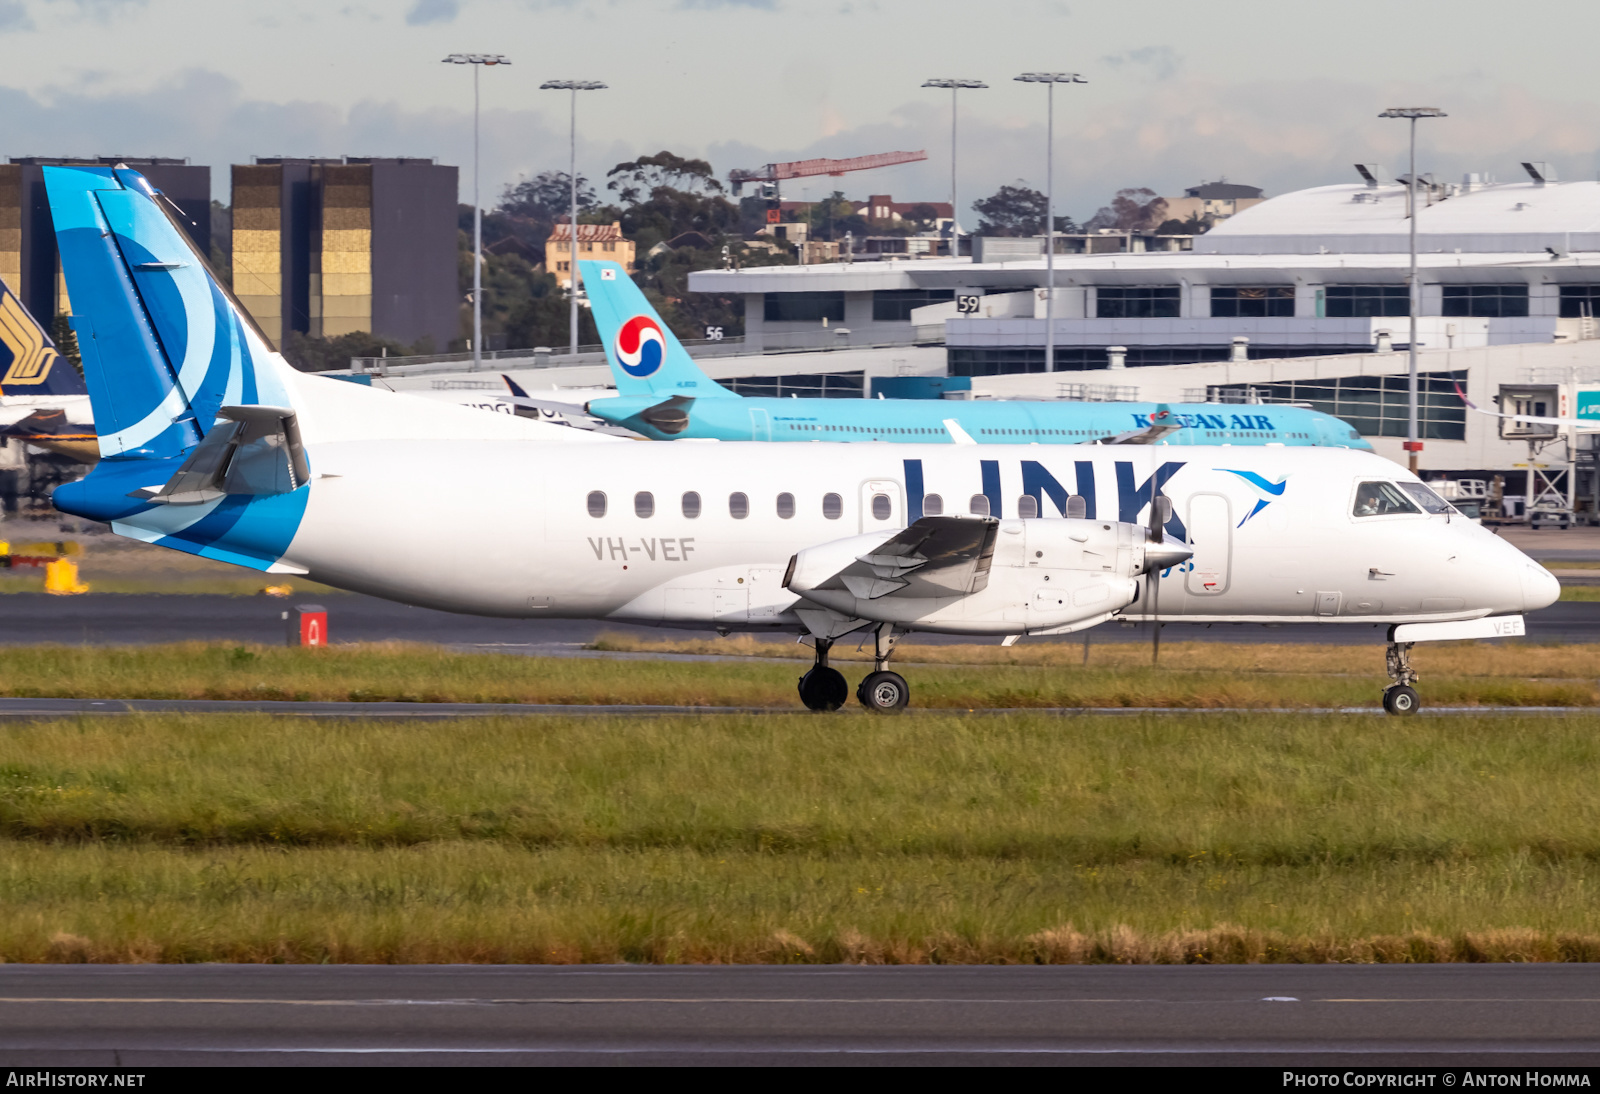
[1199,180,1600,255]
[689,178,1600,294]
[688,249,1600,293]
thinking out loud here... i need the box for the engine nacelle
[785,516,1182,636]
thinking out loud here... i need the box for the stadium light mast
[541,79,608,358]
[921,79,987,254]
[1379,105,1447,472]
[1016,72,1086,373]
[442,53,511,373]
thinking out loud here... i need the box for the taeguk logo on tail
[617,315,666,378]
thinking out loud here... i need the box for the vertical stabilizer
[0,277,87,398]
[45,164,293,459]
[578,259,734,398]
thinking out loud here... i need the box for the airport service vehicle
[0,278,96,460]
[43,165,1555,715]
[563,259,1372,450]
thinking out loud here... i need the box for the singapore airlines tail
[580,259,736,399]
[0,277,87,398]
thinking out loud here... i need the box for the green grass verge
[3,711,1600,962]
[0,641,1592,709]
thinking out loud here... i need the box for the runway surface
[1,592,1596,647]
[1,964,1598,1066]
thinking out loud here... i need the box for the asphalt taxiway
[0,964,1597,1066]
[1,592,1596,648]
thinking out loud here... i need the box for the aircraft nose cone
[1521,560,1560,612]
[1143,538,1195,574]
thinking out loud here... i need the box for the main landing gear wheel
[1382,640,1421,717]
[798,636,848,712]
[1382,684,1420,716]
[798,666,848,712]
[857,670,910,713]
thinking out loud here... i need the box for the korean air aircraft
[43,165,1553,716]
[0,278,96,461]
[573,259,1371,450]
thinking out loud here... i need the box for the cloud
[0,1,31,31]
[677,0,780,8]
[1100,46,1182,82]
[405,0,457,24]
[44,0,147,19]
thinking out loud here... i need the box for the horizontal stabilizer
[1100,405,1182,445]
[133,405,307,505]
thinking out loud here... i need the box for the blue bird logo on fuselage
[1222,469,1288,527]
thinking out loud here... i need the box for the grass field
[3,710,1600,963]
[0,639,1593,708]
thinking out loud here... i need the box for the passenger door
[749,408,771,441]
[1184,493,1233,596]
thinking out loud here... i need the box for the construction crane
[728,150,928,197]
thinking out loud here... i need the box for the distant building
[689,164,1600,372]
[1161,181,1266,225]
[854,194,954,234]
[231,157,457,350]
[545,221,634,289]
[0,157,209,324]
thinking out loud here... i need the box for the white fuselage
[282,438,1555,633]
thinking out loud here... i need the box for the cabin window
[776,492,796,519]
[1017,495,1039,519]
[969,494,991,517]
[822,493,843,519]
[682,491,701,518]
[586,491,607,518]
[634,492,654,518]
[871,493,892,521]
[923,494,944,516]
[1352,481,1421,517]
[729,492,750,519]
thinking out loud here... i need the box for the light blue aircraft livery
[577,259,1371,450]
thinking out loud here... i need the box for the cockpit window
[1353,481,1422,517]
[1397,482,1455,515]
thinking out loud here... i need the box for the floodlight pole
[1380,106,1446,472]
[1017,73,1086,372]
[922,79,987,255]
[443,53,511,372]
[542,80,607,358]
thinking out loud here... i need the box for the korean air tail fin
[0,277,88,398]
[43,163,297,460]
[578,259,735,398]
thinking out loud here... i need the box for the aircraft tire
[857,670,910,714]
[1382,684,1420,716]
[798,667,848,712]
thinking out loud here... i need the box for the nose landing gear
[856,623,909,713]
[797,638,849,712]
[1383,641,1420,716]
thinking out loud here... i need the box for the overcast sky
[3,0,1597,225]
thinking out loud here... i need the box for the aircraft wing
[797,516,999,601]
[1,407,100,462]
[1098,404,1183,445]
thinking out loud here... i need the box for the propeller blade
[1147,494,1172,665]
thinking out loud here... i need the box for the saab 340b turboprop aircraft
[548,259,1372,451]
[43,165,1554,714]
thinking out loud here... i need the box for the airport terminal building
[688,164,1600,371]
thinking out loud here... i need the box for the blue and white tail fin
[45,163,294,459]
[578,260,734,399]
[0,277,87,398]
